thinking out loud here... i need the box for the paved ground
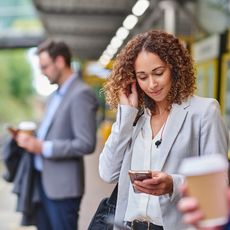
[0,137,114,230]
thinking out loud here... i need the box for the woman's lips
[150,88,162,96]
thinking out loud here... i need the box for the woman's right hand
[119,81,138,108]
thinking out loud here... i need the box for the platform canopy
[0,0,202,61]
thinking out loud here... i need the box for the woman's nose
[148,77,157,89]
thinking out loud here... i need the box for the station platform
[0,138,114,230]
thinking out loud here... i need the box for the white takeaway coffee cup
[179,154,229,228]
[18,121,37,135]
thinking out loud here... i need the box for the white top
[124,111,170,225]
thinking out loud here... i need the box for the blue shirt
[34,73,77,171]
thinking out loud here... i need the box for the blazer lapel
[44,76,79,137]
[156,99,191,171]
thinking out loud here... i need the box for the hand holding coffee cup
[18,121,37,136]
[16,121,42,153]
[179,154,229,228]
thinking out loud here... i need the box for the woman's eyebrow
[151,66,166,71]
[135,65,166,74]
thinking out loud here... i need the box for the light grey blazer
[99,95,228,230]
[41,76,98,199]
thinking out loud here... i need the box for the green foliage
[0,49,35,124]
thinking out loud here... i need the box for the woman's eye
[154,72,163,76]
[137,74,147,80]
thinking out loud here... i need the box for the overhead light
[110,36,123,49]
[102,51,113,59]
[116,27,129,40]
[99,58,110,67]
[132,0,150,16]
[98,0,150,67]
[106,45,118,56]
[106,49,116,57]
[123,14,138,30]
[99,55,111,66]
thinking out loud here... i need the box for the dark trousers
[35,172,82,230]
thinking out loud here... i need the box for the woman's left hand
[133,171,173,196]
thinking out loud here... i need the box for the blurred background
[0,0,230,229]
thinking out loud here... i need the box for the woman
[99,30,228,230]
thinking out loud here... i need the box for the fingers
[179,182,189,196]
[15,133,41,154]
[16,133,30,146]
[119,81,138,107]
[178,197,204,226]
[134,177,169,195]
[139,172,172,195]
[133,183,162,195]
[131,81,137,95]
[119,90,128,104]
[178,197,199,212]
[183,210,204,226]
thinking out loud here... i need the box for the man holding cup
[16,40,98,230]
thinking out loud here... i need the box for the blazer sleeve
[99,105,138,183]
[200,99,228,157]
[50,88,98,159]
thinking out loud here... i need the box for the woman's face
[134,51,172,105]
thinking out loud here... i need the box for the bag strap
[108,184,118,205]
[133,108,144,126]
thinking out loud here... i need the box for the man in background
[16,40,98,230]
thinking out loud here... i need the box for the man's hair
[37,40,72,67]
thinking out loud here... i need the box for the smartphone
[128,170,152,193]
[128,170,152,184]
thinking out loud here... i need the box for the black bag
[88,184,117,230]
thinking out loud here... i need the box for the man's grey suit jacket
[41,76,98,199]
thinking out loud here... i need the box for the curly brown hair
[103,30,196,110]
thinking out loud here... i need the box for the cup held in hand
[180,154,229,228]
[18,121,37,135]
